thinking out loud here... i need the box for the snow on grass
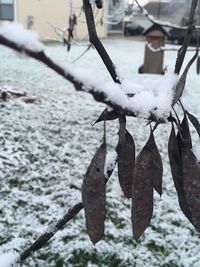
[0,23,44,52]
[0,252,19,267]
[0,39,200,267]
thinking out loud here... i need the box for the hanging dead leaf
[187,111,200,139]
[82,142,106,244]
[117,130,135,198]
[93,108,119,125]
[168,122,192,223]
[176,115,200,230]
[150,130,163,196]
[197,56,200,75]
[131,131,154,240]
[173,50,198,105]
[182,147,200,230]
[179,114,192,149]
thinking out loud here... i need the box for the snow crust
[0,252,19,267]
[0,23,44,52]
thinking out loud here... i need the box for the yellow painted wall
[1,0,107,41]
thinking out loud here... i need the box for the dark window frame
[0,1,14,21]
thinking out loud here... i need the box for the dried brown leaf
[150,131,163,196]
[197,56,200,74]
[182,147,200,230]
[131,132,154,240]
[173,50,198,105]
[82,142,106,244]
[179,114,192,149]
[168,123,192,223]
[93,108,119,124]
[176,115,200,230]
[117,130,135,198]
[187,111,200,139]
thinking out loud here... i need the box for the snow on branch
[19,203,83,263]
[146,42,197,53]
[0,22,178,122]
[16,149,117,264]
[0,23,44,52]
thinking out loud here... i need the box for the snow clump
[0,22,44,52]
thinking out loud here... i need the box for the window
[0,0,14,21]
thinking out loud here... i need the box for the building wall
[1,0,107,41]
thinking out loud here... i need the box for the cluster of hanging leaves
[63,14,77,51]
[169,111,200,230]
[81,46,200,244]
[82,113,164,243]
[82,110,200,244]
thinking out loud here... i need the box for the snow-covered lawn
[0,38,200,267]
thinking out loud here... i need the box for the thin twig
[174,0,198,74]
[118,115,126,144]
[72,44,93,63]
[172,107,181,125]
[18,147,118,265]
[0,35,170,123]
[19,203,84,263]
[83,0,121,83]
[0,35,135,117]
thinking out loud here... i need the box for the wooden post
[139,24,168,74]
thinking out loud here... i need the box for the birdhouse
[139,24,168,74]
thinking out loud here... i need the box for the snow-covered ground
[0,38,200,267]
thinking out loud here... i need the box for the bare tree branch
[19,203,83,263]
[0,34,165,122]
[71,44,93,63]
[83,0,121,83]
[17,148,118,264]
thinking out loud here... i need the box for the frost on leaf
[173,51,198,105]
[169,114,200,230]
[82,142,106,244]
